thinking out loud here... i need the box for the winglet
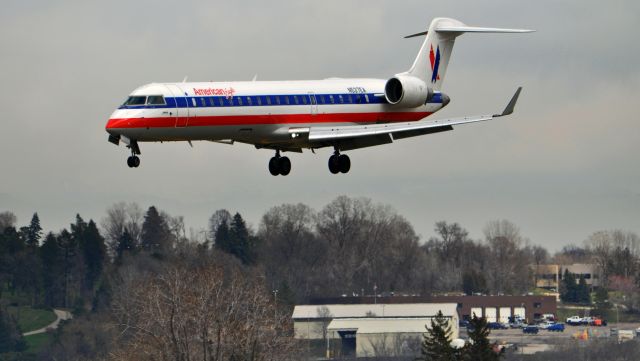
[495,87,522,117]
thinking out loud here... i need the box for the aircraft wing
[305,88,521,150]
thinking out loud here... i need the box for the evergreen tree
[40,232,63,306]
[77,219,106,291]
[463,315,502,361]
[25,213,42,249]
[0,307,26,353]
[140,206,171,258]
[577,276,591,304]
[214,219,231,254]
[116,230,136,263]
[229,213,256,265]
[560,269,577,303]
[417,310,458,361]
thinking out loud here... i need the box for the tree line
[1,197,640,360]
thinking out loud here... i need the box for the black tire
[338,154,350,173]
[132,156,141,168]
[279,157,291,176]
[127,156,134,168]
[328,155,340,174]
[268,157,279,176]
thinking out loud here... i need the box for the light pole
[273,289,278,320]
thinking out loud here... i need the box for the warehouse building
[309,295,557,324]
[292,303,458,358]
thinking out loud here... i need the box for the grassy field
[7,306,57,333]
[24,333,52,354]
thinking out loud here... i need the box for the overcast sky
[1,0,638,251]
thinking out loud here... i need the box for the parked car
[538,321,555,329]
[610,328,618,337]
[523,325,539,334]
[509,320,525,328]
[487,322,508,330]
[566,316,582,325]
[459,320,470,328]
[547,323,565,332]
[542,313,555,321]
[581,316,594,325]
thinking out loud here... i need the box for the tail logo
[429,44,441,83]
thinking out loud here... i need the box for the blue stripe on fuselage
[119,92,445,110]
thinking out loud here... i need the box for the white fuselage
[106,78,446,149]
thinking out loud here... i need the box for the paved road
[23,309,73,336]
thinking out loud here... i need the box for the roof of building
[327,318,442,334]
[292,303,458,320]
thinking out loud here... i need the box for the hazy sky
[1,0,638,251]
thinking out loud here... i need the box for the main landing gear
[328,150,350,174]
[268,150,291,176]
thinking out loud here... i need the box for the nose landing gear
[125,140,141,168]
[268,150,291,176]
[328,150,350,174]
[127,155,140,168]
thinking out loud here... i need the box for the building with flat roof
[534,263,601,290]
[293,303,458,358]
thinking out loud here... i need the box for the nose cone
[441,93,450,107]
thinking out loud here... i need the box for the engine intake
[384,76,433,108]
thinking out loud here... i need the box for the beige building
[534,263,601,290]
[292,303,458,358]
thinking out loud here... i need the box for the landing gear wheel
[338,154,350,173]
[269,157,280,176]
[328,155,340,174]
[127,156,134,168]
[279,157,291,176]
[132,156,140,168]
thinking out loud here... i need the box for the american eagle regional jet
[105,18,533,175]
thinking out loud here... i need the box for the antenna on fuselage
[182,76,188,83]
[252,74,258,82]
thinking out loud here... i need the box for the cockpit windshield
[123,96,146,106]
[147,95,166,105]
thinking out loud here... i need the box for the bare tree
[101,202,143,258]
[483,220,533,294]
[0,211,17,230]
[110,258,296,361]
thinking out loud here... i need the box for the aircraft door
[308,93,318,116]
[165,84,187,127]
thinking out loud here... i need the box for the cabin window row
[186,94,373,108]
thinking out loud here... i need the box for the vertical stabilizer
[403,18,534,91]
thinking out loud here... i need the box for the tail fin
[403,18,534,91]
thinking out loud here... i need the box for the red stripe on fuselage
[106,112,432,129]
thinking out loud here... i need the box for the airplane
[105,17,533,175]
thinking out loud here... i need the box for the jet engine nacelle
[384,75,433,108]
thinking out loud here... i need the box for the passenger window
[338,95,344,104]
[247,97,253,106]
[319,95,326,104]
[284,96,290,105]
[191,98,197,107]
[256,96,262,106]
[275,96,281,105]
[329,95,335,104]
[147,95,165,105]
[217,97,224,107]
[301,96,308,105]
[365,94,370,103]
[293,96,299,105]
[200,98,206,107]
[355,95,362,103]
[237,97,243,106]
[346,95,353,104]
[266,96,272,105]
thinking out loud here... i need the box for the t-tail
[385,18,533,106]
